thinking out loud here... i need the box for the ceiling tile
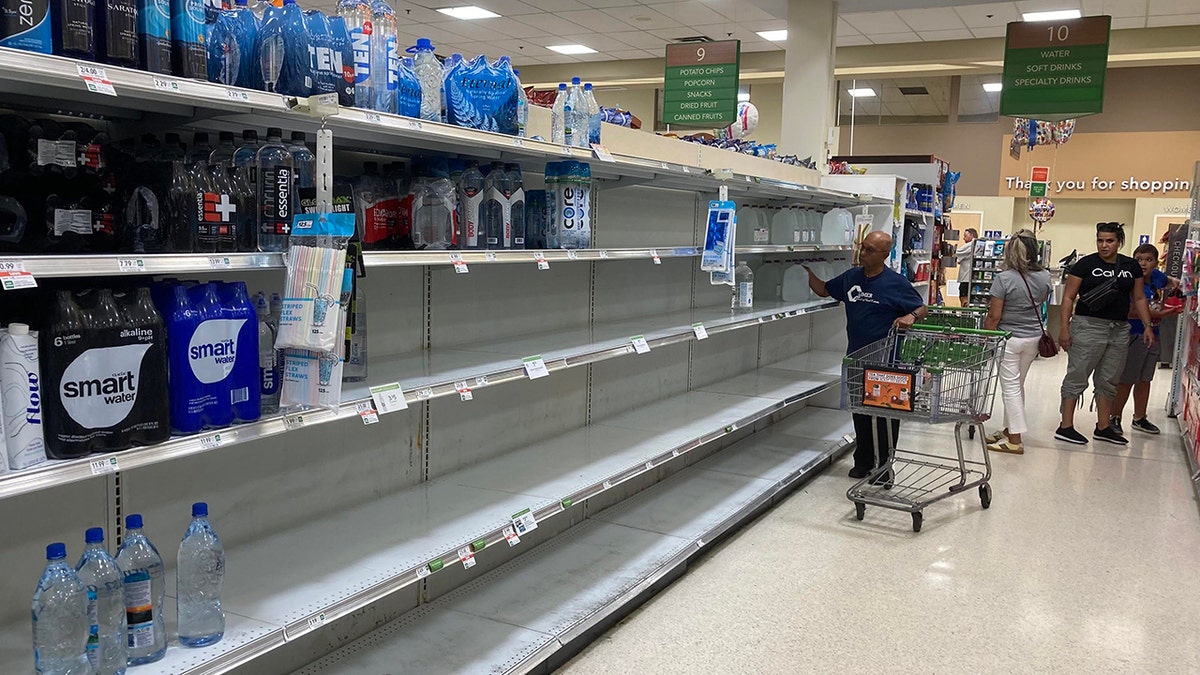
[836,34,873,46]
[408,24,470,45]
[970,25,1009,38]
[711,1,776,22]
[517,0,590,10]
[869,31,921,44]
[1015,0,1080,12]
[390,4,444,23]
[650,1,729,25]
[685,23,757,42]
[520,12,589,35]
[1081,0,1147,17]
[604,30,670,49]
[919,28,975,41]
[1111,16,1147,28]
[740,41,783,52]
[555,31,638,49]
[555,9,639,32]
[475,16,550,38]
[537,53,584,64]
[467,0,545,16]
[606,49,656,60]
[578,0,642,7]
[1147,11,1200,25]
[1148,0,1198,14]
[897,8,968,31]
[433,19,515,41]
[600,4,681,29]
[842,11,905,33]
[837,18,860,36]
[954,2,1021,28]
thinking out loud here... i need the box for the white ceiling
[302,0,1200,65]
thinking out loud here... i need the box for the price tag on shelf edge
[90,457,119,475]
[416,564,432,580]
[599,250,610,259]
[630,335,651,354]
[590,143,615,163]
[415,387,433,400]
[283,413,306,430]
[208,256,232,270]
[523,355,549,380]
[566,249,579,260]
[369,382,408,414]
[457,546,476,569]
[117,258,145,273]
[225,88,250,102]
[692,323,709,340]
[364,112,382,124]
[153,77,181,93]
[474,375,489,388]
[0,270,36,290]
[455,381,473,401]
[484,251,497,262]
[356,402,380,425]
[503,525,521,547]
[308,613,326,630]
[77,64,116,96]
[199,433,223,450]
[650,249,661,265]
[511,508,538,535]
[449,253,469,274]
[535,253,549,270]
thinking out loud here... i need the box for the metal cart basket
[923,305,988,330]
[841,324,1009,532]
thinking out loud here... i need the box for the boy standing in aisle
[956,228,978,306]
[804,231,927,479]
[1111,243,1181,435]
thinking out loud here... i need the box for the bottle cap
[291,131,306,143]
[572,77,581,85]
[7,323,29,335]
[413,38,434,52]
[219,131,235,142]
[558,83,567,90]
[46,543,66,560]
[242,129,258,141]
[192,502,208,518]
[125,514,143,530]
[193,132,209,145]
[85,527,104,544]
[266,127,283,139]
[584,83,593,90]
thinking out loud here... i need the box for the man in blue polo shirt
[805,231,927,479]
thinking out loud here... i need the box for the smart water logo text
[60,344,151,429]
[188,319,245,384]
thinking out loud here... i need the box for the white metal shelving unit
[0,46,867,675]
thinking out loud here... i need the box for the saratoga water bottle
[177,502,225,647]
[255,127,293,252]
[98,0,138,68]
[32,543,90,675]
[409,37,440,122]
[116,514,166,666]
[369,0,396,113]
[2,323,47,471]
[75,528,127,675]
[336,0,371,107]
[550,83,567,145]
[51,0,96,61]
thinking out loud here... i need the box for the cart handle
[926,305,988,313]
[907,323,1012,338]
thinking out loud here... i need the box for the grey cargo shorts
[1061,314,1131,400]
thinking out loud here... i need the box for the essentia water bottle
[255,127,293,252]
[75,527,127,674]
[337,0,372,107]
[480,162,506,250]
[287,131,316,214]
[369,0,397,113]
[177,502,225,647]
[31,543,90,675]
[409,37,440,121]
[115,514,166,666]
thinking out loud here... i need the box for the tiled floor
[560,356,1200,674]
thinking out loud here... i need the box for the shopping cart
[841,324,1009,532]
[923,305,988,329]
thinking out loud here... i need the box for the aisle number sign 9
[999,15,1111,120]
[662,40,741,127]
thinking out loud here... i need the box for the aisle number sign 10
[662,40,741,127]
[999,15,1111,120]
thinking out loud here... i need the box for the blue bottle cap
[558,83,567,90]
[414,38,434,52]
[584,83,593,90]
[84,527,104,544]
[46,543,67,560]
[192,502,208,518]
[126,514,143,530]
[571,77,581,85]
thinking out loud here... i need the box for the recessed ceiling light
[982,82,1003,92]
[1022,9,1082,22]
[548,44,597,55]
[437,5,500,20]
[757,30,787,41]
[848,87,876,97]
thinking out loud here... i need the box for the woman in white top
[983,230,1053,454]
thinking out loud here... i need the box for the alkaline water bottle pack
[443,54,520,135]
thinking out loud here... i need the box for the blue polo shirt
[826,267,925,354]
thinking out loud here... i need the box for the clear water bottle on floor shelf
[32,543,90,675]
[177,502,225,647]
[115,514,166,666]
[75,528,127,674]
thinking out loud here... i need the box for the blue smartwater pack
[701,200,736,273]
[157,280,261,434]
[444,54,519,135]
[1,0,52,53]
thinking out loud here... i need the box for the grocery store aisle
[560,356,1200,674]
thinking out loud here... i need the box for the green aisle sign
[663,40,740,127]
[1000,15,1111,121]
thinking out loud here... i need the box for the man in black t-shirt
[1055,222,1153,446]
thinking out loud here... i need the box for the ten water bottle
[115,514,166,665]
[75,528,127,675]
[32,543,90,675]
[177,502,225,647]
[336,0,371,107]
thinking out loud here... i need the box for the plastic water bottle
[287,131,316,214]
[32,543,90,675]
[440,52,462,123]
[583,83,601,146]
[369,0,397,113]
[209,130,237,171]
[481,161,506,250]
[337,0,371,107]
[733,260,754,311]
[75,528,127,675]
[506,163,525,249]
[410,37,441,122]
[177,502,225,647]
[411,157,457,250]
[115,514,166,666]
[232,129,259,188]
[255,127,293,252]
[327,14,356,107]
[550,83,566,145]
[256,0,285,92]
[253,292,280,413]
[457,160,485,250]
[1,322,47,471]
[513,68,529,138]
[543,162,560,249]
[98,0,139,68]
[566,78,588,148]
[53,0,97,60]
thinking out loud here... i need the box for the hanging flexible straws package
[280,261,354,411]
[276,212,356,352]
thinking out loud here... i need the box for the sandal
[987,439,1024,454]
[985,430,1005,444]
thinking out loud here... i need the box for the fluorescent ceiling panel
[437,6,501,20]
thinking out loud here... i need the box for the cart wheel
[855,503,865,521]
[912,512,923,532]
[979,484,992,509]
[968,426,976,439]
